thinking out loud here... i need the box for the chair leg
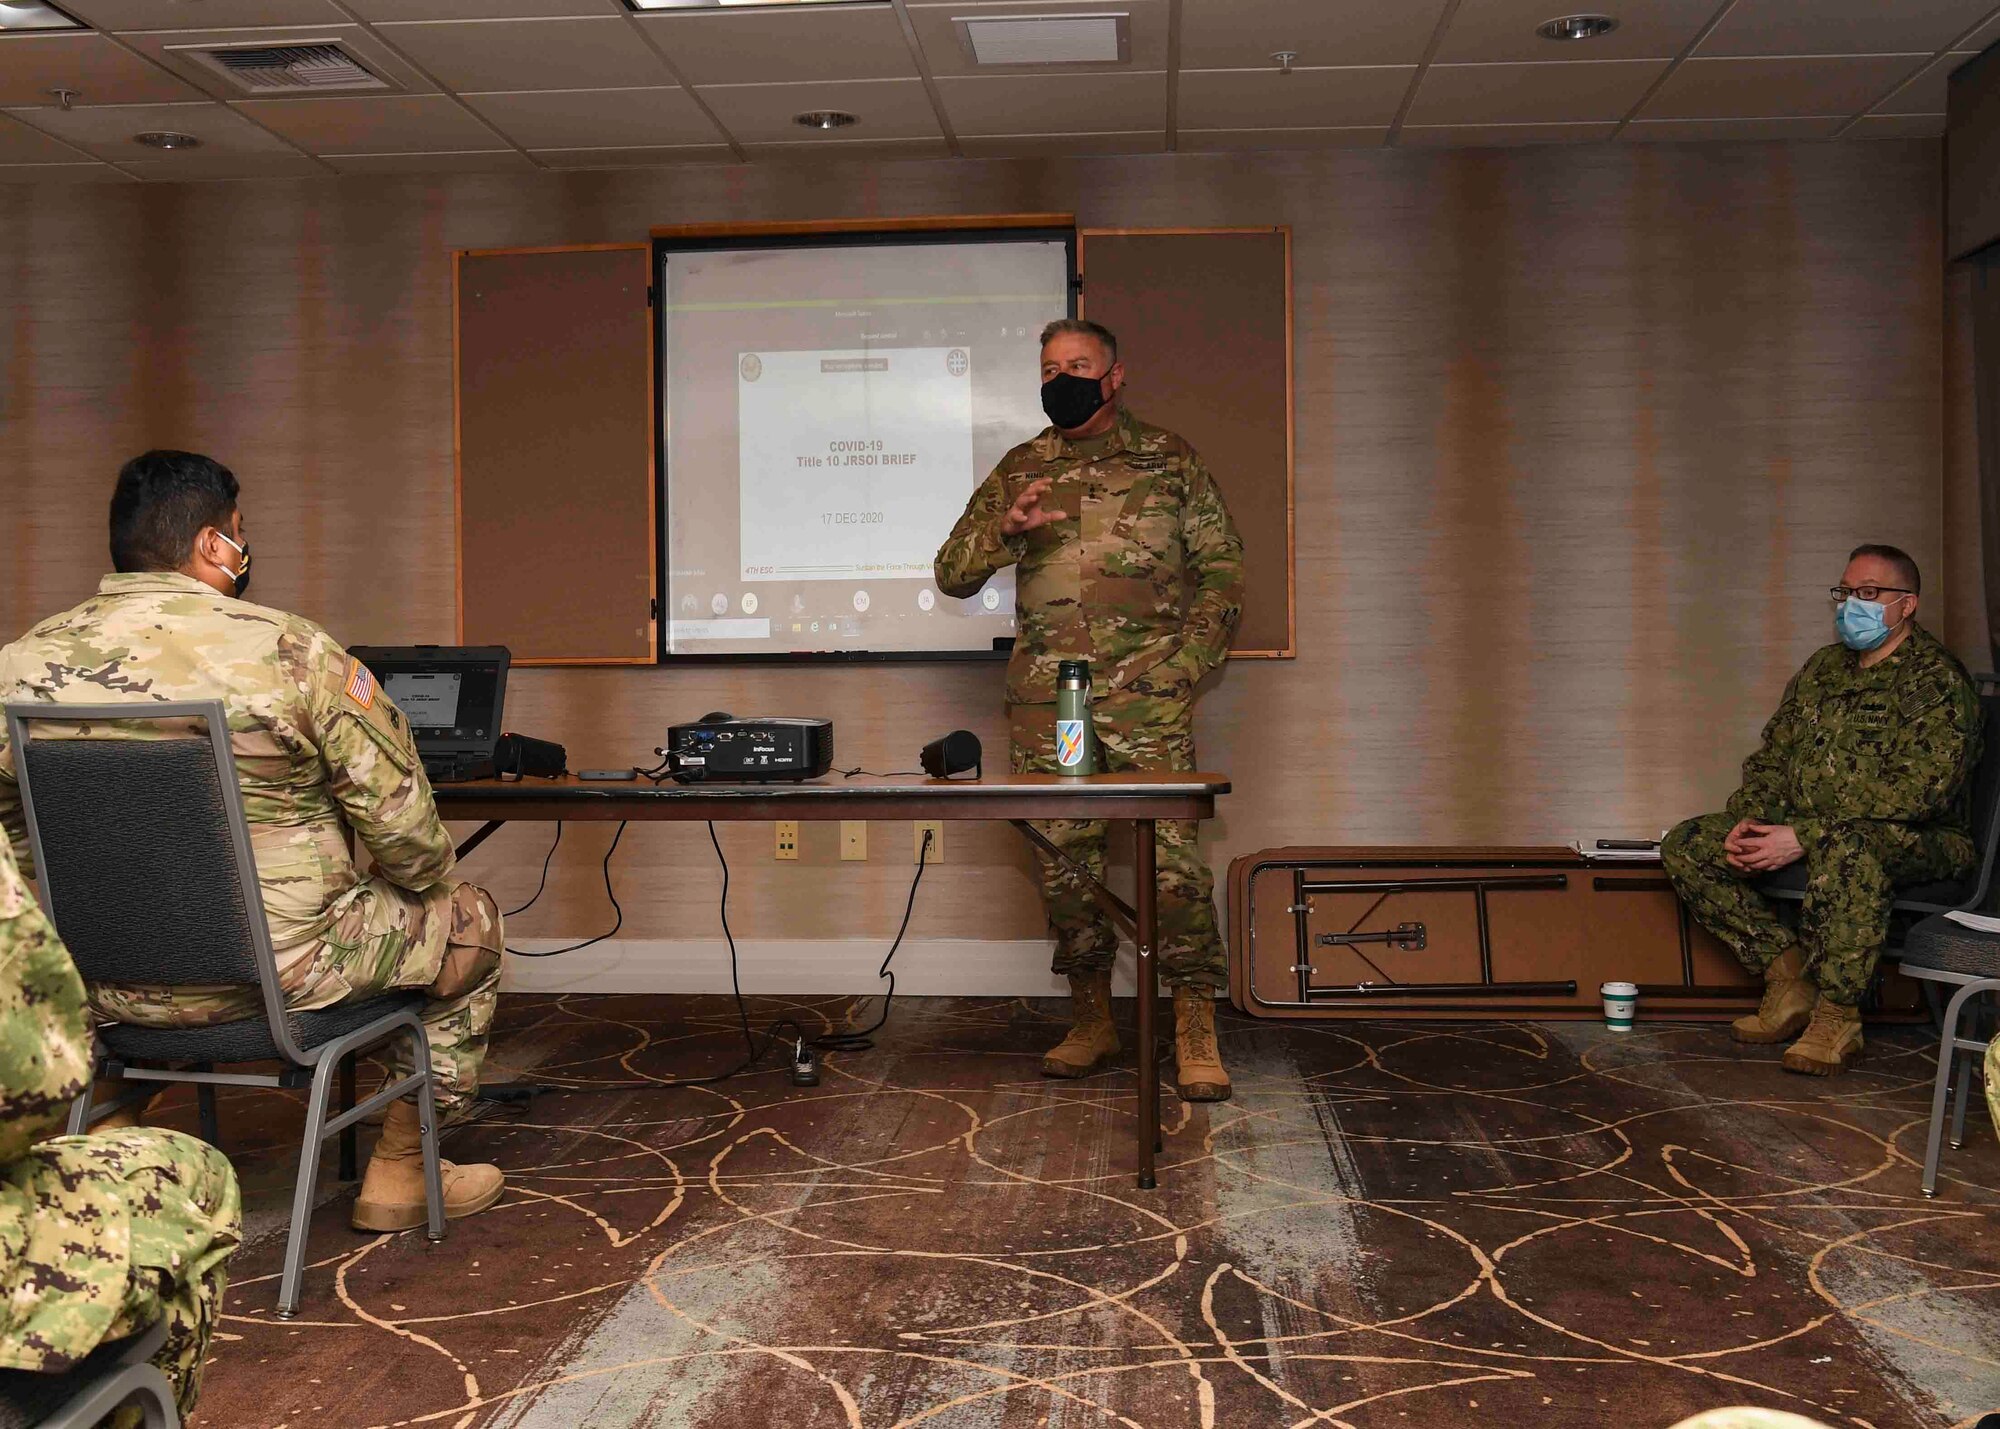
[411,1024,446,1244]
[66,1047,104,1135]
[1924,983,1992,1197]
[197,1079,220,1149]
[338,1052,358,1182]
[277,1056,340,1319]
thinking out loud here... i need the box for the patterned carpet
[167,994,2000,1429]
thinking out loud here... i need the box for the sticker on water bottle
[1055,719,1087,768]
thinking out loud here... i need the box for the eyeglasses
[1829,585,1912,603]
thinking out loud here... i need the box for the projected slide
[660,234,1070,658]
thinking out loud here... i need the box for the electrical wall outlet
[913,821,943,864]
[840,821,867,861]
[775,821,799,860]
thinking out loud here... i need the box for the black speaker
[921,730,982,780]
[495,731,566,779]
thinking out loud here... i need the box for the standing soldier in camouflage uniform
[935,319,1244,1101]
[0,450,509,1232]
[1662,544,1981,1075]
[1,834,241,1420]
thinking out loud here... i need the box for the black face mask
[1041,371,1109,431]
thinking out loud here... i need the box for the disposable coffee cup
[1600,981,1638,1031]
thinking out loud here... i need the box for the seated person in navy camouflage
[1662,544,1981,1076]
[0,836,241,1423]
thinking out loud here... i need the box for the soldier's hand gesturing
[1001,477,1069,536]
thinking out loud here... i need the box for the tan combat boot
[1041,971,1119,1078]
[88,1081,158,1133]
[1173,986,1232,1102]
[351,1099,505,1232]
[1781,995,1864,1076]
[1732,946,1817,1045]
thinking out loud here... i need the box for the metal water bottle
[1055,659,1096,776]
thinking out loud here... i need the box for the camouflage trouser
[70,1128,239,1425]
[91,878,503,1116]
[1661,812,1973,1006]
[1009,671,1226,990]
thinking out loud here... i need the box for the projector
[666,713,834,783]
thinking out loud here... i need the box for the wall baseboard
[499,937,1140,997]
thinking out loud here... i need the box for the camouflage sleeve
[1173,451,1245,680]
[0,838,90,1163]
[935,465,1025,599]
[304,633,457,893]
[1726,668,1806,824]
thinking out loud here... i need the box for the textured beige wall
[0,140,1956,944]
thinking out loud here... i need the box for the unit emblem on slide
[946,348,969,377]
[739,353,763,382]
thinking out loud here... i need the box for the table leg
[1135,818,1160,1190]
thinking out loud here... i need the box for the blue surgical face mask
[1835,595,1898,651]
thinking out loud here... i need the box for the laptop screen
[345,647,508,756]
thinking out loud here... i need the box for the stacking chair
[0,1321,177,1429]
[6,700,447,1319]
[1896,916,2000,1196]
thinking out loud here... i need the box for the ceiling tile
[123,150,324,179]
[528,142,732,166]
[694,76,939,142]
[1177,65,1411,129]
[234,93,504,153]
[935,69,1163,135]
[346,0,618,16]
[122,25,439,98]
[1640,55,1928,119]
[1180,0,1446,69]
[637,5,915,84]
[1405,60,1667,125]
[1178,125,1386,150]
[744,135,949,161]
[7,98,300,156]
[1874,50,1979,114]
[1433,0,1719,64]
[1843,112,1948,138]
[1621,115,1845,140]
[374,18,673,93]
[462,85,720,148]
[66,0,348,27]
[1698,0,1998,57]
[0,109,87,161]
[0,161,130,181]
[957,129,1162,156]
[0,33,206,107]
[1399,121,1618,146]
[905,0,1167,78]
[322,148,537,173]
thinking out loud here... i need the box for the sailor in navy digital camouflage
[1663,544,1980,1075]
[0,450,508,1230]
[936,319,1243,1099]
[0,833,241,1422]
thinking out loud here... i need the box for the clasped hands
[1724,819,1804,874]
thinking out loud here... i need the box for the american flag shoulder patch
[344,657,377,710]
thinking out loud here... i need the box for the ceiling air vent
[955,12,1129,66]
[174,40,392,94]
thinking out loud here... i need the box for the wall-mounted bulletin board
[454,221,1294,665]
[455,244,656,664]
[1079,227,1295,658]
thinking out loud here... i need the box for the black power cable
[504,822,627,958]
[504,824,563,918]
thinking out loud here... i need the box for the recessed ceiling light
[134,131,202,150]
[793,110,857,130]
[1537,14,1618,41]
[0,0,84,31]
[624,0,871,10]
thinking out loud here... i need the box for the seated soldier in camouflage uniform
[936,319,1244,1101]
[1663,544,1981,1076]
[0,451,509,1232]
[1,835,241,1421]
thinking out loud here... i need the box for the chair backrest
[1961,689,2000,909]
[6,701,284,1008]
